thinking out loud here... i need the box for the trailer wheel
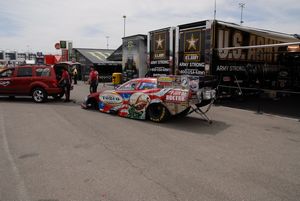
[147,104,170,122]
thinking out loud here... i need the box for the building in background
[73,48,122,82]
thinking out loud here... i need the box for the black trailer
[148,20,300,98]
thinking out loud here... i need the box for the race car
[81,76,216,122]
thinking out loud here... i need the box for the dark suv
[0,65,64,103]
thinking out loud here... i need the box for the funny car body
[81,76,216,122]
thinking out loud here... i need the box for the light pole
[106,36,109,49]
[239,2,245,25]
[214,0,217,20]
[123,15,126,38]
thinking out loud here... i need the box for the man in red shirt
[59,67,71,102]
[88,66,99,93]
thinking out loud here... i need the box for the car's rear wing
[157,75,217,104]
[157,75,217,91]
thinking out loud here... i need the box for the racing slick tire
[32,88,47,103]
[87,98,99,110]
[147,103,170,122]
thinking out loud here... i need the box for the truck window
[36,68,51,77]
[0,69,14,77]
[17,67,32,77]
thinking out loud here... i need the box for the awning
[74,48,114,64]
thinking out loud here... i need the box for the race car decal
[99,92,123,106]
[165,90,189,103]
[117,92,150,120]
[0,80,10,87]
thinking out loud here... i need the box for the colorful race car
[81,76,216,122]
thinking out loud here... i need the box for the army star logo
[186,34,199,51]
[156,35,164,50]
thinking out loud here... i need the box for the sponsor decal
[129,93,150,112]
[188,77,199,92]
[120,93,150,119]
[0,81,10,86]
[165,90,188,103]
[99,92,123,106]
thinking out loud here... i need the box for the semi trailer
[147,20,300,97]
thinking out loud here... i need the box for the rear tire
[32,88,47,103]
[147,104,170,122]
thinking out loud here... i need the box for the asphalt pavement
[0,81,299,201]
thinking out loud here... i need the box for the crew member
[88,66,99,93]
[59,67,71,102]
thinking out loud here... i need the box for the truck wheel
[147,104,170,122]
[32,88,47,103]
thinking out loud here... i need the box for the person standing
[73,67,78,85]
[59,67,71,102]
[88,66,99,93]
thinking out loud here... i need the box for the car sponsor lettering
[165,90,188,103]
[99,93,123,106]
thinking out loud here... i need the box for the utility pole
[214,0,217,20]
[239,2,245,25]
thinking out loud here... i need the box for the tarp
[74,48,114,64]
[107,45,122,61]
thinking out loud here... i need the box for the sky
[0,0,300,54]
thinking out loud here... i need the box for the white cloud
[0,0,299,53]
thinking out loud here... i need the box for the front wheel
[87,98,98,110]
[147,104,170,122]
[32,88,47,103]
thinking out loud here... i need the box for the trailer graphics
[212,21,300,92]
[122,35,147,82]
[148,28,174,77]
[147,20,300,95]
[178,28,206,76]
